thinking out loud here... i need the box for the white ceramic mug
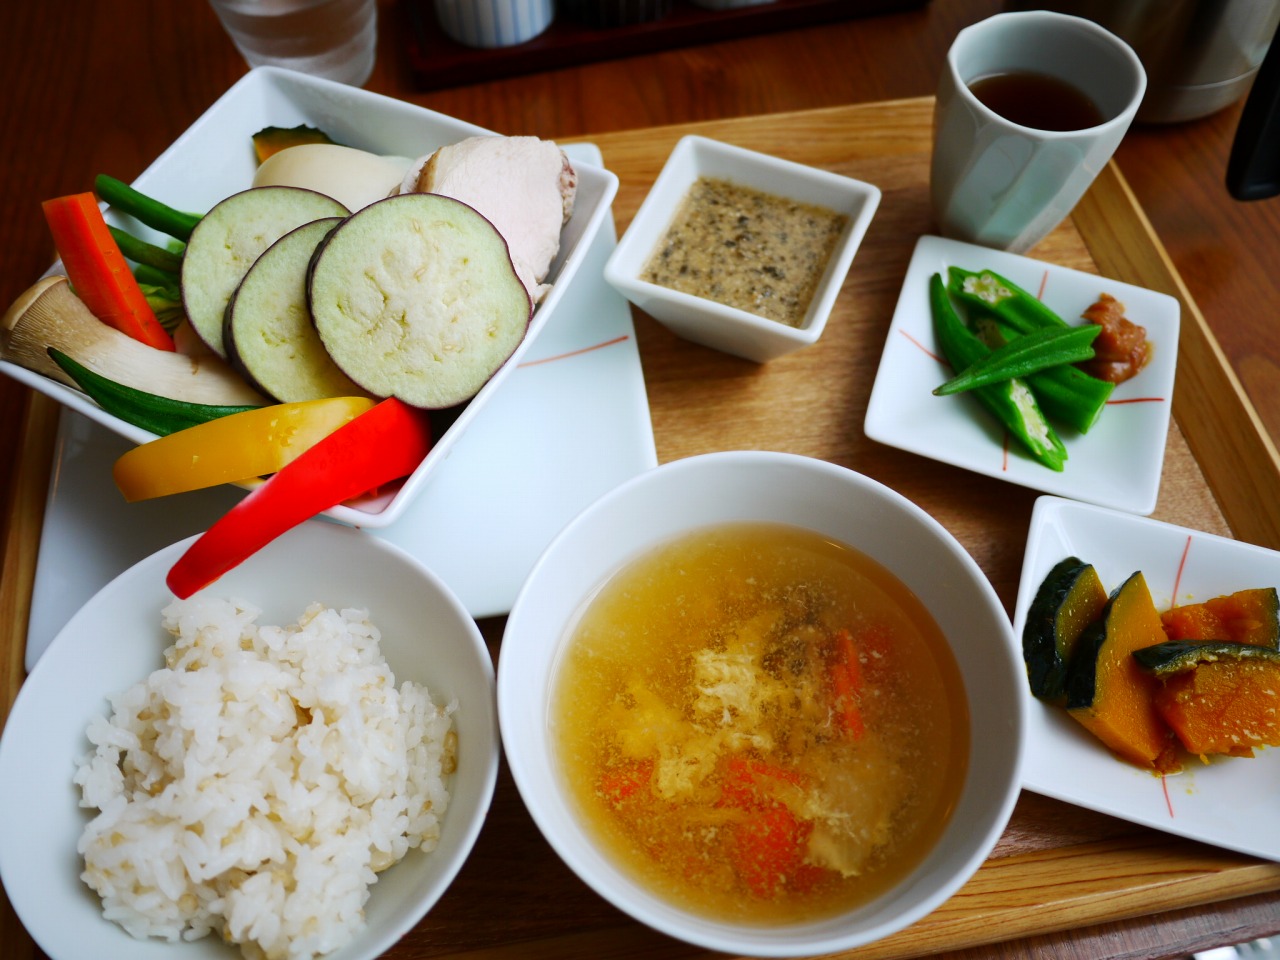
[930,11,1146,253]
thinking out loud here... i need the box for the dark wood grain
[2,2,1279,959]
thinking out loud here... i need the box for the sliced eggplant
[308,192,531,409]
[224,217,372,403]
[181,186,348,358]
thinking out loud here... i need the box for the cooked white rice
[73,597,457,960]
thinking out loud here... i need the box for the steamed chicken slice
[399,135,577,304]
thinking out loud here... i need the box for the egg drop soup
[552,522,970,924]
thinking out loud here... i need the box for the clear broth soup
[552,522,970,924]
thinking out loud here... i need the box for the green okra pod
[934,323,1100,396]
[962,281,1111,432]
[929,272,1068,471]
[947,266,1067,335]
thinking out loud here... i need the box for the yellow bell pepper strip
[166,398,433,599]
[113,396,376,502]
[41,192,176,352]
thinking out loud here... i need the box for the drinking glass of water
[207,0,378,87]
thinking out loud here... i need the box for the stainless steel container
[1005,0,1280,123]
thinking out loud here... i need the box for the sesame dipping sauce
[641,177,848,328]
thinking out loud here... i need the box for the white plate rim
[865,234,1180,516]
[0,520,502,960]
[1014,494,1280,862]
[0,65,620,529]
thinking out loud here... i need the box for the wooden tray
[4,97,1280,959]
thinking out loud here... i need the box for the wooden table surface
[2,2,1280,959]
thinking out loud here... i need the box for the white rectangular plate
[0,65,619,529]
[865,235,1179,515]
[1015,495,1280,861]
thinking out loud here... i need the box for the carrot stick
[42,192,175,351]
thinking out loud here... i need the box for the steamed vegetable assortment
[1024,559,1280,771]
[929,267,1152,469]
[0,124,578,590]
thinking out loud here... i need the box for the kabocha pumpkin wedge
[1065,571,1180,773]
[1159,588,1279,647]
[1134,641,1280,759]
[1023,556,1109,704]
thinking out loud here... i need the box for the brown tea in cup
[968,71,1106,131]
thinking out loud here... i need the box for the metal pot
[1004,0,1278,123]
[1003,0,1280,198]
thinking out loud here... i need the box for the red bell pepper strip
[42,192,175,351]
[167,398,432,598]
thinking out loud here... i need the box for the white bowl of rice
[0,521,499,960]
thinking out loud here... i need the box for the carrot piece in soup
[829,629,865,739]
[599,758,654,804]
[731,801,813,898]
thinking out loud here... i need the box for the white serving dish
[1015,495,1280,861]
[865,234,1180,515]
[603,135,880,363]
[23,188,657,669]
[0,521,501,959]
[0,65,619,529]
[499,450,1025,956]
